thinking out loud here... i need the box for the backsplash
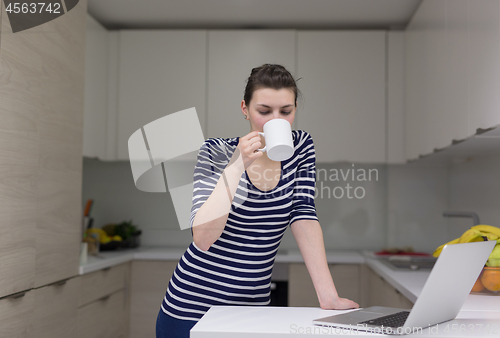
[82,155,500,253]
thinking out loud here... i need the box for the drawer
[0,289,34,337]
[30,277,79,338]
[79,263,128,307]
[77,289,127,338]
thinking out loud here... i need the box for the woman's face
[241,87,296,132]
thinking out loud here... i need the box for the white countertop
[79,245,364,274]
[191,306,500,338]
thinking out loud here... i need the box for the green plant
[114,220,139,240]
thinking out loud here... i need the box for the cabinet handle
[99,295,110,302]
[6,291,26,299]
[52,279,69,287]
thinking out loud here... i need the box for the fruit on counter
[102,223,116,236]
[486,244,500,267]
[480,267,500,292]
[472,225,500,239]
[433,225,500,257]
[432,238,460,257]
[86,228,123,244]
[471,275,485,292]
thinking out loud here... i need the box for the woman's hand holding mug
[230,131,264,171]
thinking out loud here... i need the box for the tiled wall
[82,155,500,253]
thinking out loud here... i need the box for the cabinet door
[79,263,128,307]
[77,290,127,338]
[117,30,207,160]
[206,30,296,139]
[30,277,79,338]
[83,14,108,159]
[288,263,360,307]
[296,31,385,163]
[366,267,413,309]
[445,0,469,144]
[0,289,34,337]
[129,260,178,338]
[0,5,38,298]
[35,0,86,288]
[467,0,500,134]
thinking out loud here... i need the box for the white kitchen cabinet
[206,30,296,139]
[83,14,109,160]
[296,31,386,163]
[467,0,500,135]
[387,32,406,164]
[445,0,469,145]
[405,0,500,161]
[117,30,207,160]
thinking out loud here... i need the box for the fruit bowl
[471,266,500,294]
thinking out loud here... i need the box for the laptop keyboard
[359,311,410,328]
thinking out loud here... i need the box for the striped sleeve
[289,131,319,226]
[189,139,231,235]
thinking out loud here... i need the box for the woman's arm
[290,219,359,310]
[192,131,263,251]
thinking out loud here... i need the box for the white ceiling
[88,0,422,30]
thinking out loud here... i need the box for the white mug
[258,119,294,161]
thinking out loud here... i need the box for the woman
[156,64,359,338]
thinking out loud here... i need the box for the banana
[433,237,460,257]
[458,228,485,243]
[472,225,500,238]
[433,225,500,258]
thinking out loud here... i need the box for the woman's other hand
[320,296,360,310]
[230,131,264,170]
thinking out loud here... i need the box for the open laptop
[313,240,496,335]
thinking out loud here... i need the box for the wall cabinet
[84,28,390,163]
[83,14,109,160]
[296,31,386,163]
[117,30,207,161]
[405,0,500,161]
[206,30,297,139]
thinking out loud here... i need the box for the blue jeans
[156,308,197,338]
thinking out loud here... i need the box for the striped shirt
[161,130,318,321]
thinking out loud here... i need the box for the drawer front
[77,290,127,338]
[0,289,34,337]
[30,277,79,338]
[79,263,128,307]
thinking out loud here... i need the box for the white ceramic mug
[258,119,294,161]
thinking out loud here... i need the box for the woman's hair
[243,64,301,107]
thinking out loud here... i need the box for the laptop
[313,240,496,335]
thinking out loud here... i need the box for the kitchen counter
[190,251,499,337]
[190,306,500,338]
[79,245,364,274]
[362,251,500,312]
